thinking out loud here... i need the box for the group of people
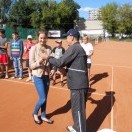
[29,29,94,132]
[0,30,24,79]
[0,29,66,84]
[0,28,94,132]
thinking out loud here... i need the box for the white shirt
[81,42,93,63]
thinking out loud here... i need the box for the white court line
[93,63,132,69]
[1,79,110,96]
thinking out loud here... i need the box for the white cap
[55,39,62,43]
[27,35,32,39]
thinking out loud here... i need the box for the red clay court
[0,40,132,132]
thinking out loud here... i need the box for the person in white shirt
[81,35,94,87]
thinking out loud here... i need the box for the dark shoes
[41,117,54,124]
[32,114,42,125]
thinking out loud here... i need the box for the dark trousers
[70,89,88,132]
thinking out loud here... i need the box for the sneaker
[67,126,76,132]
[12,76,17,79]
[32,79,34,82]
[26,78,32,82]
[18,77,22,80]
[5,75,9,79]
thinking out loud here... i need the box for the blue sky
[56,0,132,19]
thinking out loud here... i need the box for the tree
[8,0,34,28]
[117,4,132,36]
[58,0,80,32]
[99,3,118,37]
[7,0,80,31]
[0,0,11,23]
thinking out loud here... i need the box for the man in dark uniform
[41,29,89,132]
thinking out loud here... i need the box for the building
[75,9,109,38]
[87,9,101,20]
[81,20,104,37]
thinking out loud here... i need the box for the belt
[68,68,87,72]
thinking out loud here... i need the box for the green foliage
[7,0,80,32]
[99,2,132,36]
[58,0,80,31]
[99,3,118,37]
[0,0,11,23]
[117,4,132,35]
[8,0,33,28]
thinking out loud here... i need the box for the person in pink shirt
[24,35,35,81]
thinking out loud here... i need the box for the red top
[24,41,35,59]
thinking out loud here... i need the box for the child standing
[10,32,24,80]
[0,29,9,78]
[24,35,35,82]
[51,39,65,86]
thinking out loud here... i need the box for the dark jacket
[48,42,88,89]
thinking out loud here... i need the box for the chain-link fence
[5,27,38,39]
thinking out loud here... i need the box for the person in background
[10,31,24,80]
[81,35,94,87]
[24,35,35,82]
[0,29,9,79]
[41,29,88,132]
[51,39,65,87]
[29,30,53,125]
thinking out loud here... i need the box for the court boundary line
[93,63,132,69]
[93,64,116,131]
[1,79,109,96]
[1,63,128,132]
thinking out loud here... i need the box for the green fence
[5,27,38,39]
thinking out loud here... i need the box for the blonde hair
[83,35,89,40]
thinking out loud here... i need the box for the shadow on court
[90,72,109,87]
[87,91,115,132]
[46,87,96,119]
[47,100,71,119]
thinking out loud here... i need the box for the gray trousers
[70,89,88,132]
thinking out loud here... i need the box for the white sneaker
[97,129,116,132]
[5,75,9,79]
[67,126,76,132]
[26,78,32,82]
[32,76,34,82]
[18,77,22,80]
[12,76,16,79]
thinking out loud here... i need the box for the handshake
[39,53,49,64]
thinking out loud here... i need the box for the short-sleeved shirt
[48,42,88,90]
[0,37,7,54]
[24,42,35,59]
[81,43,93,63]
[52,47,65,59]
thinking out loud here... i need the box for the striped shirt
[10,38,24,58]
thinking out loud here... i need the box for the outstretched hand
[41,53,48,60]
